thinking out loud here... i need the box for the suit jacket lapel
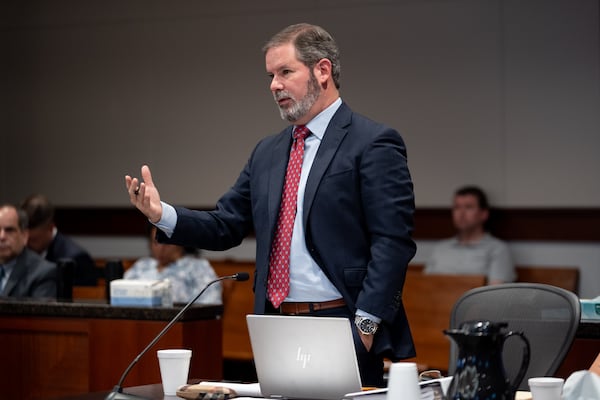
[2,251,27,296]
[303,104,351,227]
[267,127,294,236]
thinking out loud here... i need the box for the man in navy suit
[0,204,56,299]
[126,23,416,386]
[21,194,97,286]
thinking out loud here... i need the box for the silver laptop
[246,314,363,400]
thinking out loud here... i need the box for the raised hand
[125,165,163,223]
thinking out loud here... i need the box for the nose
[270,76,283,92]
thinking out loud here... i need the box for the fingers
[125,175,133,191]
[125,166,160,222]
[141,165,154,187]
[125,175,140,203]
[125,165,151,200]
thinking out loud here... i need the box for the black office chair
[448,283,581,390]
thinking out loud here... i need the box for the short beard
[274,73,321,123]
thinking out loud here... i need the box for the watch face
[358,318,377,334]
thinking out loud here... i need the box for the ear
[480,208,490,222]
[313,58,332,85]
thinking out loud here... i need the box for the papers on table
[343,377,453,400]
[199,381,262,397]
[200,376,453,400]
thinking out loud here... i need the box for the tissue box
[110,279,171,307]
[580,298,600,320]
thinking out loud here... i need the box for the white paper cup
[157,349,192,396]
[528,377,564,400]
[386,362,421,400]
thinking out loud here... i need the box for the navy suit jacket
[46,231,97,286]
[159,102,416,359]
[2,248,56,299]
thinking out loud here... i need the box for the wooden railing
[402,269,486,371]
[210,260,256,361]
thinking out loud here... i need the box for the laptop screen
[246,314,363,400]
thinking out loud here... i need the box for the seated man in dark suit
[21,194,97,286]
[0,204,56,298]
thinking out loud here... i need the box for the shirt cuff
[153,201,177,238]
[356,309,382,324]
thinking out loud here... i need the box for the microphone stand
[105,273,249,400]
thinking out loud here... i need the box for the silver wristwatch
[354,315,379,335]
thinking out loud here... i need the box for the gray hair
[263,23,341,89]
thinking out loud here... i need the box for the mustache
[274,91,293,101]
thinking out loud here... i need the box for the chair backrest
[449,283,581,390]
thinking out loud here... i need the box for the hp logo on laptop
[296,347,312,368]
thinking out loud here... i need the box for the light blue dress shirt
[286,98,342,301]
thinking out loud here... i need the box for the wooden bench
[409,263,579,293]
[515,265,579,294]
[402,269,486,372]
[401,263,579,372]
[210,260,256,361]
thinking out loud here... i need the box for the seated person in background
[21,194,97,286]
[0,204,56,298]
[424,185,515,284]
[124,225,222,304]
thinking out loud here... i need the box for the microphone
[105,272,250,400]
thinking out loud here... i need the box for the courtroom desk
[0,298,223,400]
[51,382,189,400]
[51,382,168,400]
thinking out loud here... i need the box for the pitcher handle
[504,331,531,391]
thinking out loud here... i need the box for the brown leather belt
[279,298,346,315]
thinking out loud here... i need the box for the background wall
[3,0,599,207]
[2,0,600,296]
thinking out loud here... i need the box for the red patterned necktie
[267,125,310,308]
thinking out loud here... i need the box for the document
[199,381,263,398]
[343,377,452,400]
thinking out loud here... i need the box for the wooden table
[0,299,223,400]
[52,382,175,400]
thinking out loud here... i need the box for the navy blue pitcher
[444,321,530,400]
